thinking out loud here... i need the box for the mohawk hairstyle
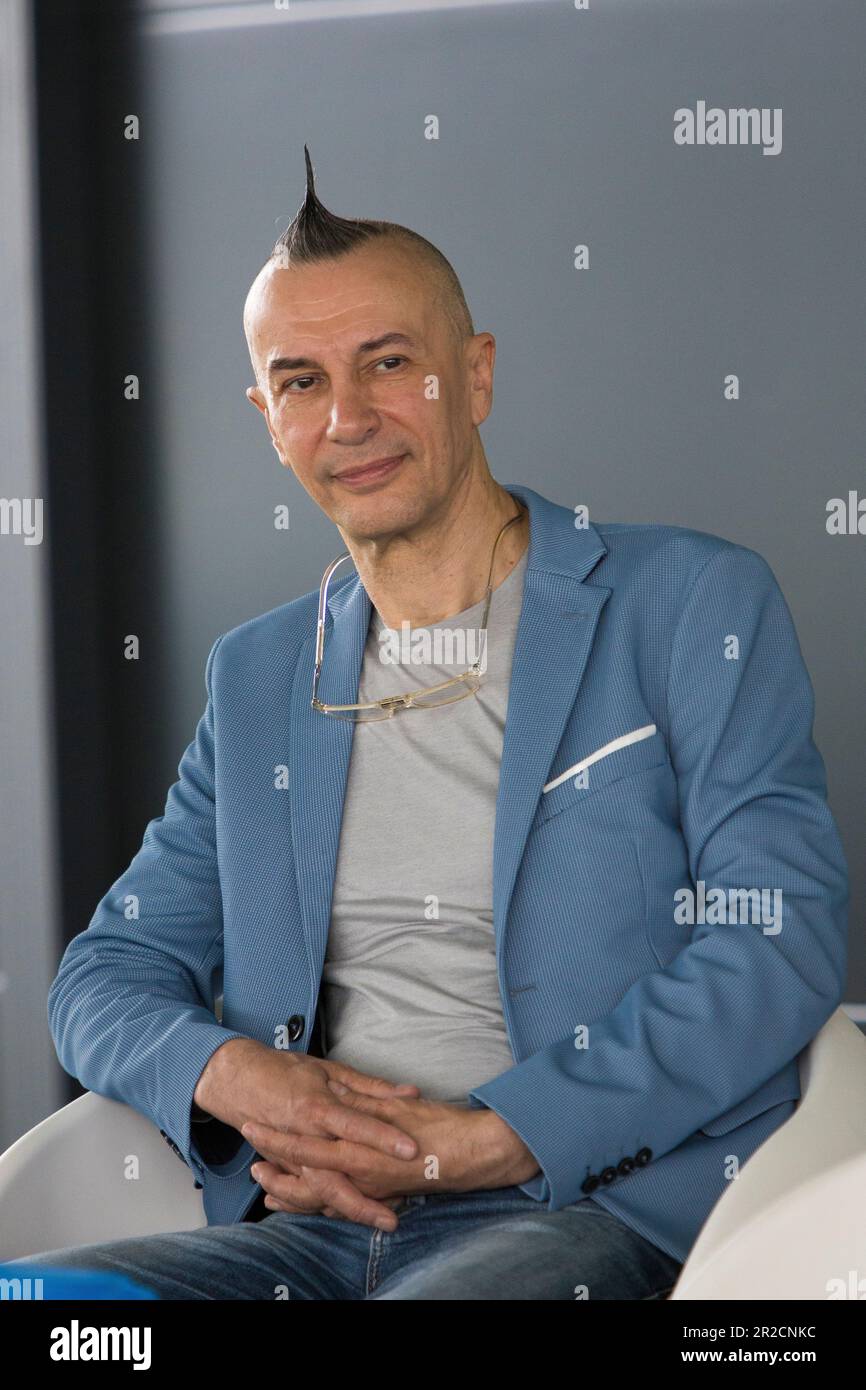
[269,145,475,348]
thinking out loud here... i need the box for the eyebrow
[266,332,417,375]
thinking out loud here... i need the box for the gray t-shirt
[321,546,529,1104]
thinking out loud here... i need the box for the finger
[245,1126,342,1172]
[241,1106,419,1162]
[252,1162,323,1214]
[254,1164,358,1223]
[262,1195,311,1214]
[300,1168,400,1231]
[244,1104,417,1162]
[326,1090,389,1117]
[327,1078,421,1104]
[324,1062,421,1099]
[301,1172,403,1216]
[245,1125,390,1177]
[323,1099,419,1158]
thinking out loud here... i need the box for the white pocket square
[543,723,658,793]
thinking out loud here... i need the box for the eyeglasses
[311,501,527,721]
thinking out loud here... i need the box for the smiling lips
[334,454,406,489]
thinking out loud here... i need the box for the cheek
[393,385,443,431]
[270,413,318,467]
[271,403,301,441]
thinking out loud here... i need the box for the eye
[280,356,408,395]
[282,376,317,393]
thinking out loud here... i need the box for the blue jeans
[10,1186,682,1300]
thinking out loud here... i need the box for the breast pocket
[536,724,669,827]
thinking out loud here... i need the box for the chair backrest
[0,1092,205,1261]
[671,1007,866,1298]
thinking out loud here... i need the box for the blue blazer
[48,483,849,1265]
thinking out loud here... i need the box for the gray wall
[134,0,863,991]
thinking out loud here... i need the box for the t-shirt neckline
[369,546,528,636]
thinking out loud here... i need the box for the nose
[325,376,381,445]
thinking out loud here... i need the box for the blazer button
[600,1166,618,1185]
[287,1014,305,1042]
[635,1147,652,1166]
[193,1180,203,1190]
[581,1174,600,1194]
[617,1157,635,1176]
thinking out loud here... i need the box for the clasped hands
[240,1058,539,1232]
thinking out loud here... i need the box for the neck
[341,472,529,630]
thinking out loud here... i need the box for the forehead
[245,244,439,357]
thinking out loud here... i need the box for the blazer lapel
[289,570,370,992]
[491,485,610,965]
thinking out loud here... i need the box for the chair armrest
[671,1007,866,1298]
[0,1092,206,1261]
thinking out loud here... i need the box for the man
[23,149,848,1299]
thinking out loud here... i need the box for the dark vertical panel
[33,0,165,1099]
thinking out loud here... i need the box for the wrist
[193,1036,265,1127]
[464,1108,541,1190]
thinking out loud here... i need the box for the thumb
[325,1062,420,1097]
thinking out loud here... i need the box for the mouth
[332,454,406,489]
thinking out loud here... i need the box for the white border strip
[543,723,657,794]
[139,0,544,40]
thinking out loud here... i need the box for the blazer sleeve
[467,542,849,1209]
[47,633,249,1182]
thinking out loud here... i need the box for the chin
[333,486,428,540]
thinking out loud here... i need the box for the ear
[246,384,285,462]
[468,332,495,428]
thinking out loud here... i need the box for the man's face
[244,242,493,541]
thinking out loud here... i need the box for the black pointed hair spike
[265,145,474,347]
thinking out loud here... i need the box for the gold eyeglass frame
[311,500,528,721]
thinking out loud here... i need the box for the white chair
[0,1091,205,1261]
[670,1005,866,1299]
[1,1007,865,1297]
